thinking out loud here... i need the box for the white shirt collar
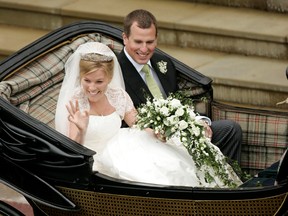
[124,47,152,72]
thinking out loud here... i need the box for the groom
[117,9,242,164]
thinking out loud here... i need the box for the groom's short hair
[123,9,158,37]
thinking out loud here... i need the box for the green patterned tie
[142,64,163,99]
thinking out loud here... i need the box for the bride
[55,42,242,188]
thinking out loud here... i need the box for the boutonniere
[157,60,167,74]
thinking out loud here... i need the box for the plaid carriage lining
[212,101,288,174]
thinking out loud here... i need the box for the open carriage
[0,21,287,216]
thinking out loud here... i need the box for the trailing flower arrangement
[136,94,239,188]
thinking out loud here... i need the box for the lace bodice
[105,87,135,120]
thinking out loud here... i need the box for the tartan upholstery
[212,101,288,174]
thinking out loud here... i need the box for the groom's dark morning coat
[118,49,178,108]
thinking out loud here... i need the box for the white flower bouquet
[136,95,238,187]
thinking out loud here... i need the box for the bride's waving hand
[66,100,89,144]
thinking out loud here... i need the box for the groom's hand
[203,122,213,141]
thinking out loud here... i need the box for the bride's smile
[87,90,101,96]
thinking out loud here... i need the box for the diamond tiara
[81,53,113,62]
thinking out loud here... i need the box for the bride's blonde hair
[79,53,114,80]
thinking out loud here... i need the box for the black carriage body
[0,21,287,215]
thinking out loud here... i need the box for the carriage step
[159,44,288,110]
[183,0,288,13]
[0,24,48,61]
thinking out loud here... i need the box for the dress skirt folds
[84,112,242,188]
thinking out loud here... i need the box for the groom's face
[123,22,157,65]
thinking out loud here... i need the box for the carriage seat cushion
[212,101,288,174]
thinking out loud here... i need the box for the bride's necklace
[89,97,113,116]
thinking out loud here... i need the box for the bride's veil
[55,42,125,136]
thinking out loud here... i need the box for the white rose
[170,99,182,108]
[192,125,201,136]
[175,108,184,116]
[166,116,174,125]
[163,119,170,126]
[171,115,179,125]
[154,100,162,108]
[160,106,169,116]
[178,120,188,130]
[167,116,178,125]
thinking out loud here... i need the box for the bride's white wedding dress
[84,109,242,188]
